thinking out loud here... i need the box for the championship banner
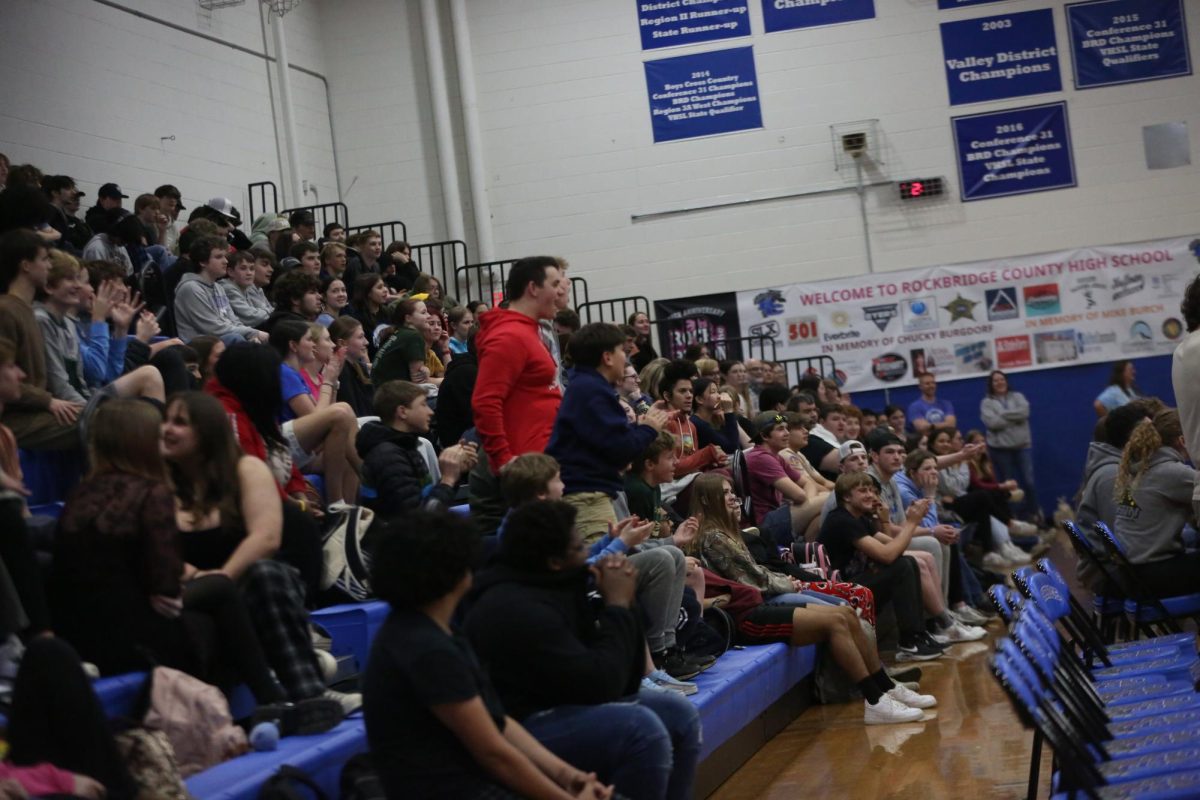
[730,236,1200,392]
[638,0,751,50]
[644,46,763,143]
[1066,0,1191,89]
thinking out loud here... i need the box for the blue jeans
[760,504,793,549]
[763,591,845,608]
[989,447,1039,519]
[521,688,701,800]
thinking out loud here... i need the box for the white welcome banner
[735,235,1200,392]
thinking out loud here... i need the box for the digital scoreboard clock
[897,177,945,200]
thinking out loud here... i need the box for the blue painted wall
[850,355,1175,517]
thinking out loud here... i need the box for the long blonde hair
[1114,408,1183,500]
[689,473,741,549]
[638,357,670,400]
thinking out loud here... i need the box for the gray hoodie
[219,278,273,327]
[33,304,89,404]
[1113,447,1195,565]
[1074,441,1121,589]
[174,272,258,342]
[979,391,1031,450]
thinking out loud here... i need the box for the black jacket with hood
[463,565,643,721]
[356,421,453,518]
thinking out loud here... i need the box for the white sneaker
[864,694,925,724]
[940,621,987,643]
[314,649,338,683]
[887,684,937,709]
[951,604,991,626]
[322,688,362,714]
[1002,543,1032,564]
[981,552,1010,571]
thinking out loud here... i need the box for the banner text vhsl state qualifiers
[792,247,1176,307]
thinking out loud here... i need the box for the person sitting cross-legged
[363,509,616,800]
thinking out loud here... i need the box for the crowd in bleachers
[0,154,1142,799]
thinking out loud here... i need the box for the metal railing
[455,260,590,310]
[247,181,279,222]
[779,356,838,386]
[409,240,470,295]
[345,221,409,248]
[702,335,777,363]
[280,202,350,233]
[577,296,651,326]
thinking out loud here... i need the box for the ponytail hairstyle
[1114,408,1183,500]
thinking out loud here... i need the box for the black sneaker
[251,696,345,737]
[896,637,943,662]
[684,652,718,672]
[657,650,702,680]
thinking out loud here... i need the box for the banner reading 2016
[953,102,1076,202]
[644,46,763,143]
[1066,0,1191,88]
[727,236,1199,392]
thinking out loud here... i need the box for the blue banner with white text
[1067,0,1191,88]
[638,0,751,50]
[644,46,763,143]
[761,0,874,34]
[941,8,1062,105]
[952,102,1076,201]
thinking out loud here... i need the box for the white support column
[450,0,494,261]
[420,0,466,243]
[269,7,303,208]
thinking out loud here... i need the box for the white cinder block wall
[0,0,336,218]
[4,0,1198,306]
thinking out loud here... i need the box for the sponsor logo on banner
[1121,320,1155,354]
[986,288,1020,321]
[1152,275,1181,299]
[1075,331,1117,355]
[1070,276,1108,309]
[863,304,898,332]
[1023,284,1062,317]
[942,294,979,323]
[902,297,938,332]
[786,317,818,345]
[1112,274,1145,302]
[830,310,851,329]
[955,340,994,372]
[753,289,785,318]
[748,321,781,346]
[995,335,1032,369]
[1034,330,1078,363]
[1163,318,1184,341]
[872,353,908,382]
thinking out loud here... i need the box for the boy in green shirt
[624,431,678,539]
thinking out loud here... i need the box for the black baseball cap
[289,209,315,227]
[98,183,128,199]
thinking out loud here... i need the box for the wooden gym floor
[708,540,1076,800]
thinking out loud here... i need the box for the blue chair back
[993,651,1042,714]
[1036,558,1069,593]
[1012,618,1058,683]
[1063,521,1096,553]
[989,585,1013,621]
[1026,572,1072,621]
[999,639,1046,700]
[1093,521,1128,557]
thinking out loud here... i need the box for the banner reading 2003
[733,236,1200,392]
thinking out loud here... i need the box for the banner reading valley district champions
[734,236,1200,392]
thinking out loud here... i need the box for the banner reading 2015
[726,236,1200,392]
[1066,0,1191,88]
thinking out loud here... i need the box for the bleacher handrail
[577,295,651,326]
[779,355,838,385]
[246,181,278,222]
[408,239,470,296]
[280,201,350,232]
[345,220,409,249]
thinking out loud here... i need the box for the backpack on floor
[143,667,248,777]
[320,504,376,601]
[676,586,732,660]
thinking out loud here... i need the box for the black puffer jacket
[356,422,453,519]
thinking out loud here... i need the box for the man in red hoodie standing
[473,256,565,472]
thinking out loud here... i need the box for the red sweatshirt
[206,378,307,497]
[472,308,562,471]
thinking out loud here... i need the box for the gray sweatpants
[629,545,687,654]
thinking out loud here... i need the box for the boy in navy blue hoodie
[547,323,669,542]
